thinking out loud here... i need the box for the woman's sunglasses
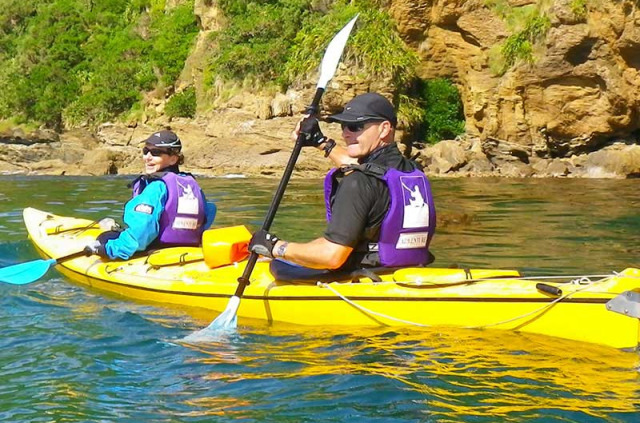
[142,147,170,157]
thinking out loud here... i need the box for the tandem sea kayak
[22,207,640,349]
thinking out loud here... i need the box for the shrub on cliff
[486,0,552,74]
[165,87,197,118]
[418,78,466,144]
[208,0,311,86]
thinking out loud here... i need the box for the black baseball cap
[327,93,397,127]
[144,130,182,150]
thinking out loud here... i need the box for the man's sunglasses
[142,147,171,156]
[341,120,384,133]
[341,123,365,133]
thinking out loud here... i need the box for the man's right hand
[297,117,327,147]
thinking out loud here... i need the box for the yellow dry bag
[202,225,251,268]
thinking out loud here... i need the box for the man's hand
[298,117,326,147]
[249,229,280,259]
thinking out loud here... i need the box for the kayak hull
[23,207,640,349]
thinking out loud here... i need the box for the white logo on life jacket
[134,203,154,214]
[395,232,430,249]
[172,217,199,230]
[401,176,430,229]
[176,181,200,216]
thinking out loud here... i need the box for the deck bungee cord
[38,216,119,236]
[396,273,620,287]
[317,271,638,330]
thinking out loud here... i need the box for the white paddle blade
[182,296,240,343]
[317,14,359,90]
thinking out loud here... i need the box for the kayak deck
[23,207,640,349]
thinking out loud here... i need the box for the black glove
[97,230,122,244]
[249,229,279,258]
[299,117,326,147]
[84,230,121,257]
[83,240,107,257]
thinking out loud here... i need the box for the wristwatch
[276,241,289,259]
[323,139,337,157]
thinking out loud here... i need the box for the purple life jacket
[324,164,436,267]
[132,172,205,245]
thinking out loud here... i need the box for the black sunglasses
[341,122,366,133]
[142,147,171,156]
[341,120,385,133]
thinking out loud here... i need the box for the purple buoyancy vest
[132,172,205,245]
[324,164,436,267]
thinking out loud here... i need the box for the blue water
[0,175,639,422]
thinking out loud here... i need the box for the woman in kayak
[84,130,216,260]
[248,93,436,280]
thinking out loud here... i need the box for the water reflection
[181,326,639,420]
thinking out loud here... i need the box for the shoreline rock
[1,122,639,179]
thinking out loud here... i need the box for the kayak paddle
[185,15,359,340]
[0,250,87,285]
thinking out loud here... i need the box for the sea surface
[0,175,638,422]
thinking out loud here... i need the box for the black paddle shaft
[234,87,326,297]
[56,249,90,263]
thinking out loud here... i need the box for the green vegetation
[501,15,551,68]
[486,0,552,74]
[209,0,311,86]
[570,0,588,18]
[165,87,197,118]
[415,79,466,144]
[0,0,198,129]
[0,0,467,145]
[284,0,417,87]
[208,0,417,89]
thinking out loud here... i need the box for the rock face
[392,0,640,157]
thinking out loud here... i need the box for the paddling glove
[83,240,107,257]
[249,229,279,259]
[84,231,121,257]
[299,117,326,147]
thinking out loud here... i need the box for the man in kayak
[249,92,436,280]
[84,130,216,260]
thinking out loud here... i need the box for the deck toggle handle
[536,283,563,296]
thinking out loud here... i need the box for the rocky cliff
[1,0,639,178]
[391,0,640,177]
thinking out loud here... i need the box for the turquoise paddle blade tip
[0,258,57,285]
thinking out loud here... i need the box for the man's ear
[379,121,393,140]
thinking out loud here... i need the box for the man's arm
[273,237,353,270]
[319,141,357,167]
[291,117,357,167]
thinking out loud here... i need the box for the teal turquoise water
[0,175,639,422]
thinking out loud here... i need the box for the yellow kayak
[23,207,640,349]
